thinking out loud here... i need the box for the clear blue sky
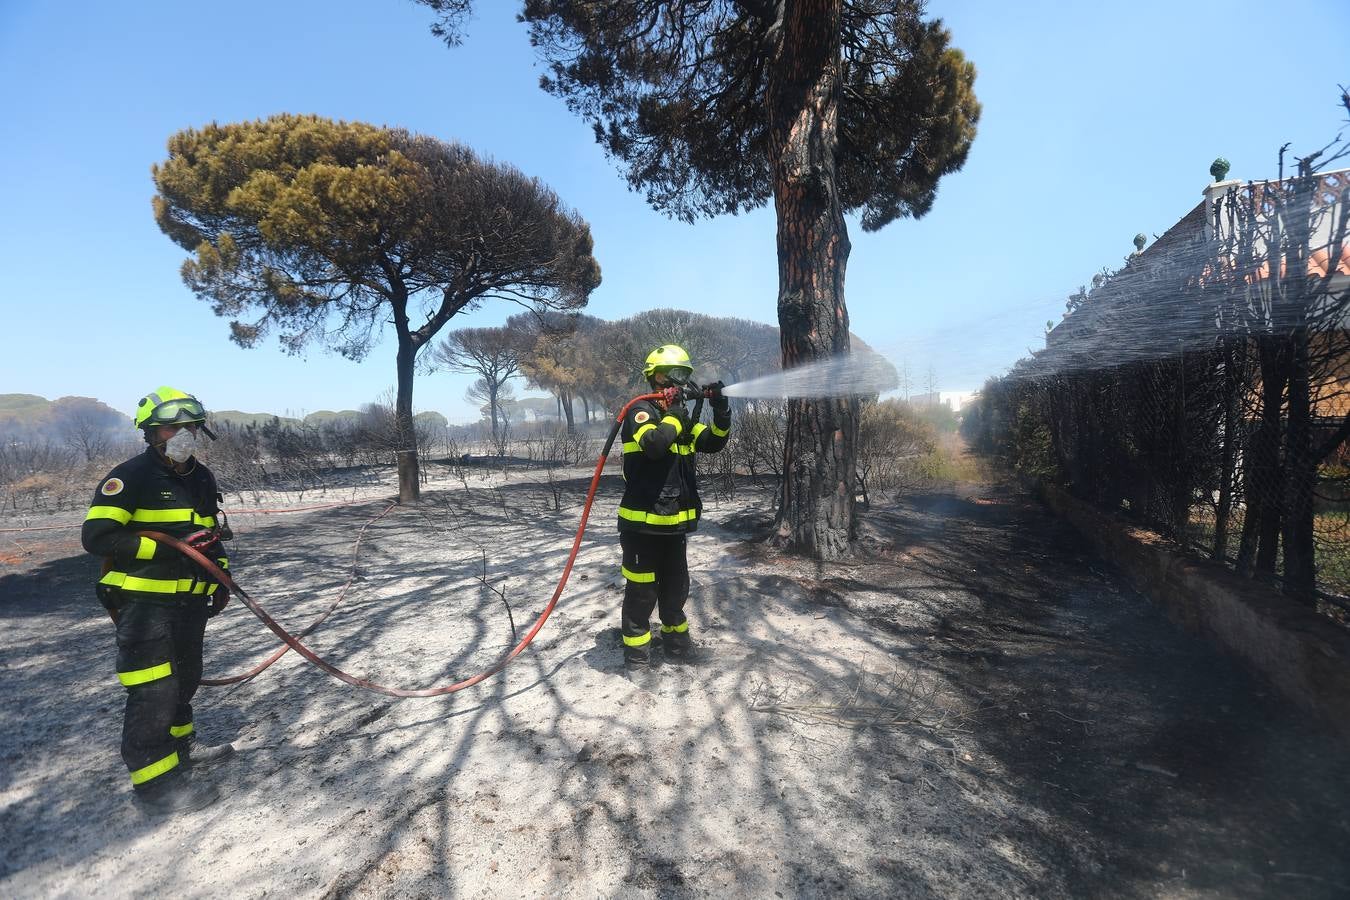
[1,0,1346,423]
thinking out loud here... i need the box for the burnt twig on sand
[749,667,968,735]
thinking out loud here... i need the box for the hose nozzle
[660,382,708,406]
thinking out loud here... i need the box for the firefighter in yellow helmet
[617,346,732,666]
[81,387,235,815]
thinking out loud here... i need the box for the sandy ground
[2,460,1349,899]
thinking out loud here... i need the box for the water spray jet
[719,350,900,400]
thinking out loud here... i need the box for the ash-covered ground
[2,462,1348,899]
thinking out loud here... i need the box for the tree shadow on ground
[849,481,1350,898]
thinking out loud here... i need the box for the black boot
[133,770,219,816]
[623,642,652,667]
[621,619,653,668]
[181,736,235,769]
[661,627,699,663]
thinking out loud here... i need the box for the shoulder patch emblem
[100,478,125,496]
[634,410,650,424]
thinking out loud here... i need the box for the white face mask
[163,429,199,463]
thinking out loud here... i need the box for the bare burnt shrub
[731,400,786,486]
[857,400,937,503]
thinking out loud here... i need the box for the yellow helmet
[643,345,693,384]
[134,386,208,430]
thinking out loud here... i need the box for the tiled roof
[1201,243,1350,285]
[1311,244,1350,278]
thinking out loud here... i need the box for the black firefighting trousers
[619,532,689,640]
[113,599,207,788]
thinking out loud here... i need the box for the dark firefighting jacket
[82,447,228,604]
[618,399,731,534]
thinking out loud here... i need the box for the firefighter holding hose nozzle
[617,346,732,667]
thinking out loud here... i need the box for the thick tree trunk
[766,0,856,560]
[394,336,421,503]
[488,382,501,446]
[561,388,575,432]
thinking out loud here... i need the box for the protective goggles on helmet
[144,399,216,439]
[655,366,694,385]
[152,398,208,425]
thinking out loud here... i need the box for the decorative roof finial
[1133,233,1147,252]
[1210,157,1231,182]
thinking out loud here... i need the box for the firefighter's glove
[183,529,222,557]
[208,587,231,618]
[664,403,691,434]
[706,380,730,414]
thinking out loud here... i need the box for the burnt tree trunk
[391,289,421,503]
[766,0,857,560]
[394,336,421,503]
[488,382,501,445]
[560,388,576,432]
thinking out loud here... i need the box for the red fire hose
[138,391,672,698]
[197,500,399,686]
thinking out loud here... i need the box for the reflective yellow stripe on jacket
[86,505,132,524]
[617,506,699,526]
[624,422,659,454]
[624,440,695,456]
[100,571,215,595]
[84,505,216,528]
[130,508,217,528]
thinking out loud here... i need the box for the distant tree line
[0,395,136,461]
[435,308,783,443]
[0,392,451,512]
